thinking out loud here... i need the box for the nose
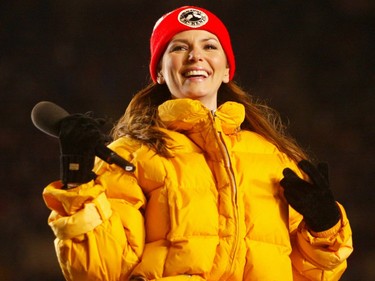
[188,47,203,62]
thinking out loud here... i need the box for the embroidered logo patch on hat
[178,8,208,28]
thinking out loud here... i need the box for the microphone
[31,101,135,172]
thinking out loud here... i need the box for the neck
[194,95,217,111]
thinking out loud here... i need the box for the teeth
[184,70,208,78]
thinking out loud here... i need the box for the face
[157,30,230,110]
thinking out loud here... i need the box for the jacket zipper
[211,110,240,276]
[211,110,238,202]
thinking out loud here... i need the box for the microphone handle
[95,145,135,172]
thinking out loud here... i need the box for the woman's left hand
[280,160,341,232]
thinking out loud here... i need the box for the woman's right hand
[59,113,106,187]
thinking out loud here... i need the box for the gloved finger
[282,167,298,178]
[281,179,311,211]
[59,114,105,143]
[317,162,329,185]
[298,160,327,189]
[283,187,307,207]
[280,168,305,188]
[103,134,113,144]
[83,111,108,127]
[282,168,299,180]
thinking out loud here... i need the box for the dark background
[1,1,374,280]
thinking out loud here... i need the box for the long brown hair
[112,81,308,162]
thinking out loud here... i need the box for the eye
[170,44,188,52]
[204,44,218,50]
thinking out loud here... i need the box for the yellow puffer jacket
[43,99,353,281]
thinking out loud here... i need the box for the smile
[183,70,209,78]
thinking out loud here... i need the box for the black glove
[59,112,107,187]
[280,160,341,232]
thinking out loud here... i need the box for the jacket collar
[158,99,245,135]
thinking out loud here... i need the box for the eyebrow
[169,37,219,44]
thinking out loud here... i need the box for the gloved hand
[280,160,341,232]
[59,112,107,187]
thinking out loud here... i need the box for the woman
[43,6,353,281]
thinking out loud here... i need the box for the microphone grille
[31,101,69,137]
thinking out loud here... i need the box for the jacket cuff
[298,202,352,252]
[47,192,112,239]
[309,220,341,238]
[43,180,105,215]
[308,202,344,238]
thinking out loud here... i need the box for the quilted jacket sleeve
[289,202,353,281]
[43,161,146,281]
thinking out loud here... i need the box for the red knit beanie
[149,6,235,82]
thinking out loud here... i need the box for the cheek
[212,55,228,72]
[161,56,181,77]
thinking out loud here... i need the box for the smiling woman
[157,30,229,110]
[41,5,353,281]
